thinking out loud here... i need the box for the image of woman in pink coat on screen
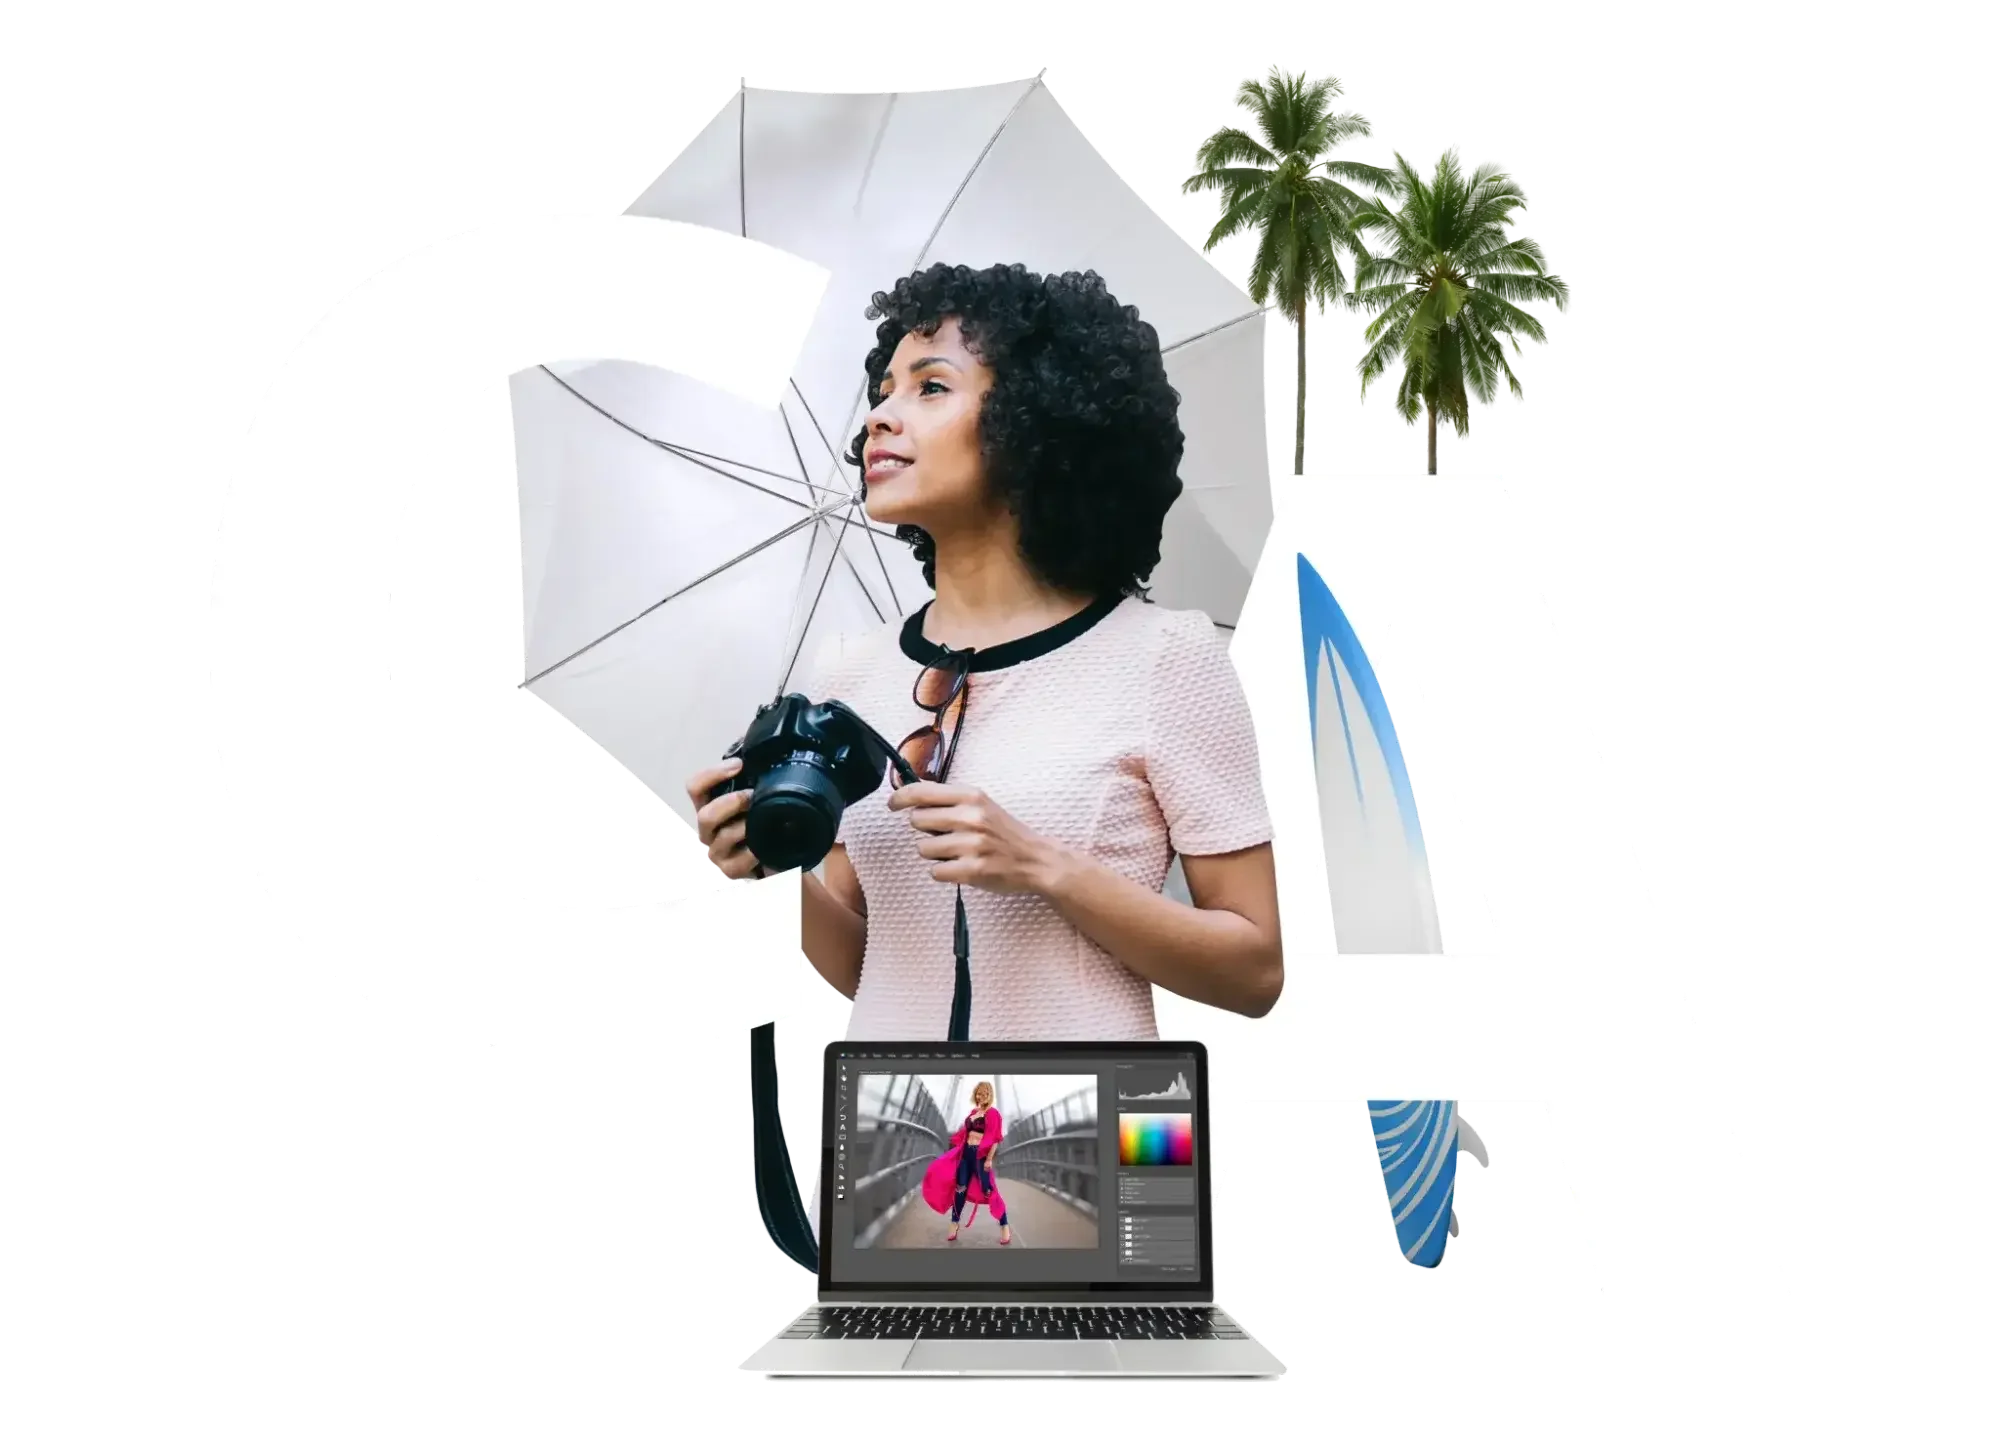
[922,1080,1010,1245]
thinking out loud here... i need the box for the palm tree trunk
[1294,300,1307,475]
[1426,402,1437,476]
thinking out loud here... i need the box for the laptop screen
[821,1042,1210,1298]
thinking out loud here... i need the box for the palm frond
[1303,173,1374,224]
[1291,75,1347,128]
[1344,282,1408,310]
[1240,235,1272,306]
[1465,161,1523,207]
[1216,74,1280,148]
[1461,193,1526,236]
[1305,255,1349,305]
[1360,344,1392,394]
[1464,286,1552,348]
[1440,143,1472,195]
[1480,276,1568,312]
[1182,164,1278,193]
[1200,173,1280,235]
[1436,275,1468,322]
[1202,188,1271,251]
[1500,235,1551,272]
[1295,105,1362,157]
[1453,236,1544,273]
[1404,284,1454,352]
[1352,255,1416,289]
[1328,158,1392,191]
[1358,289,1423,341]
[1357,322,1406,396]
[1393,364,1424,423]
[1448,386,1480,442]
[1432,150,1480,258]
[1352,201,1400,232]
[1458,319,1501,406]
[1382,151,1426,200]
[1319,110,1372,144]
[1187,128,1276,174]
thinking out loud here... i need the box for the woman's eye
[920,379,948,396]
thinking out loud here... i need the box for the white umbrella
[509,74,1271,827]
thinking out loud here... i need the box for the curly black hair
[841,261,1185,600]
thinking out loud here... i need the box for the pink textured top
[799,593,1272,1042]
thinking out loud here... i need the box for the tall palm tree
[1349,150,1568,474]
[1183,67,1388,475]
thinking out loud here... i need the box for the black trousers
[951,1144,1005,1224]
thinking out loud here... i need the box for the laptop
[741,1039,1284,1376]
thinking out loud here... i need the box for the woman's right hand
[685,759,766,880]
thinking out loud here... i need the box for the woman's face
[973,1084,992,1108]
[859,316,995,530]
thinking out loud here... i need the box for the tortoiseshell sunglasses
[897,646,975,784]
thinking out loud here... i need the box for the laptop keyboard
[781,1305,1246,1341]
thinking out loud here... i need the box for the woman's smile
[863,447,913,487]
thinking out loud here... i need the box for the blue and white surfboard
[1367,1101,1487,1267]
[1368,1096,1496,1264]
[1297,552,1442,952]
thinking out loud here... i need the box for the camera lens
[744,757,845,872]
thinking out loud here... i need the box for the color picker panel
[1118,1113,1195,1167]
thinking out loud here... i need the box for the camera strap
[748,1021,818,1275]
[948,887,971,1042]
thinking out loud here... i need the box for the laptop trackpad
[904,1341,1120,1375]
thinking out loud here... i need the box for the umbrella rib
[737,79,747,238]
[519,498,845,689]
[1161,303,1270,356]
[616,76,752,215]
[914,69,1045,269]
[788,380,908,616]
[780,400,884,624]
[659,439,838,496]
[854,93,898,216]
[780,496,864,693]
[776,399,822,501]
[841,546,889,626]
[538,364,845,501]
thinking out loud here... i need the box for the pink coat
[920,1108,1006,1218]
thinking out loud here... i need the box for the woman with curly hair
[686,261,1281,1041]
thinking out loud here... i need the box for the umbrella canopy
[510,76,1270,827]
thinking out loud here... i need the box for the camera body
[708,694,911,873]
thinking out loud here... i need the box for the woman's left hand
[889,781,1067,895]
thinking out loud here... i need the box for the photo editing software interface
[826,1048,1203,1286]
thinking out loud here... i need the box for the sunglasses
[898,647,974,784]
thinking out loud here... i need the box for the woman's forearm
[801,871,866,999]
[1033,849,1282,1017]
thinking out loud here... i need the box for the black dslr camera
[707,694,917,873]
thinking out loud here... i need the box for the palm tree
[1184,67,1389,475]
[1349,150,1568,474]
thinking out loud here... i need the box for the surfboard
[1297,552,1443,952]
[1367,1101,1487,1267]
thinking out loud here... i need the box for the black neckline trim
[899,592,1125,672]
